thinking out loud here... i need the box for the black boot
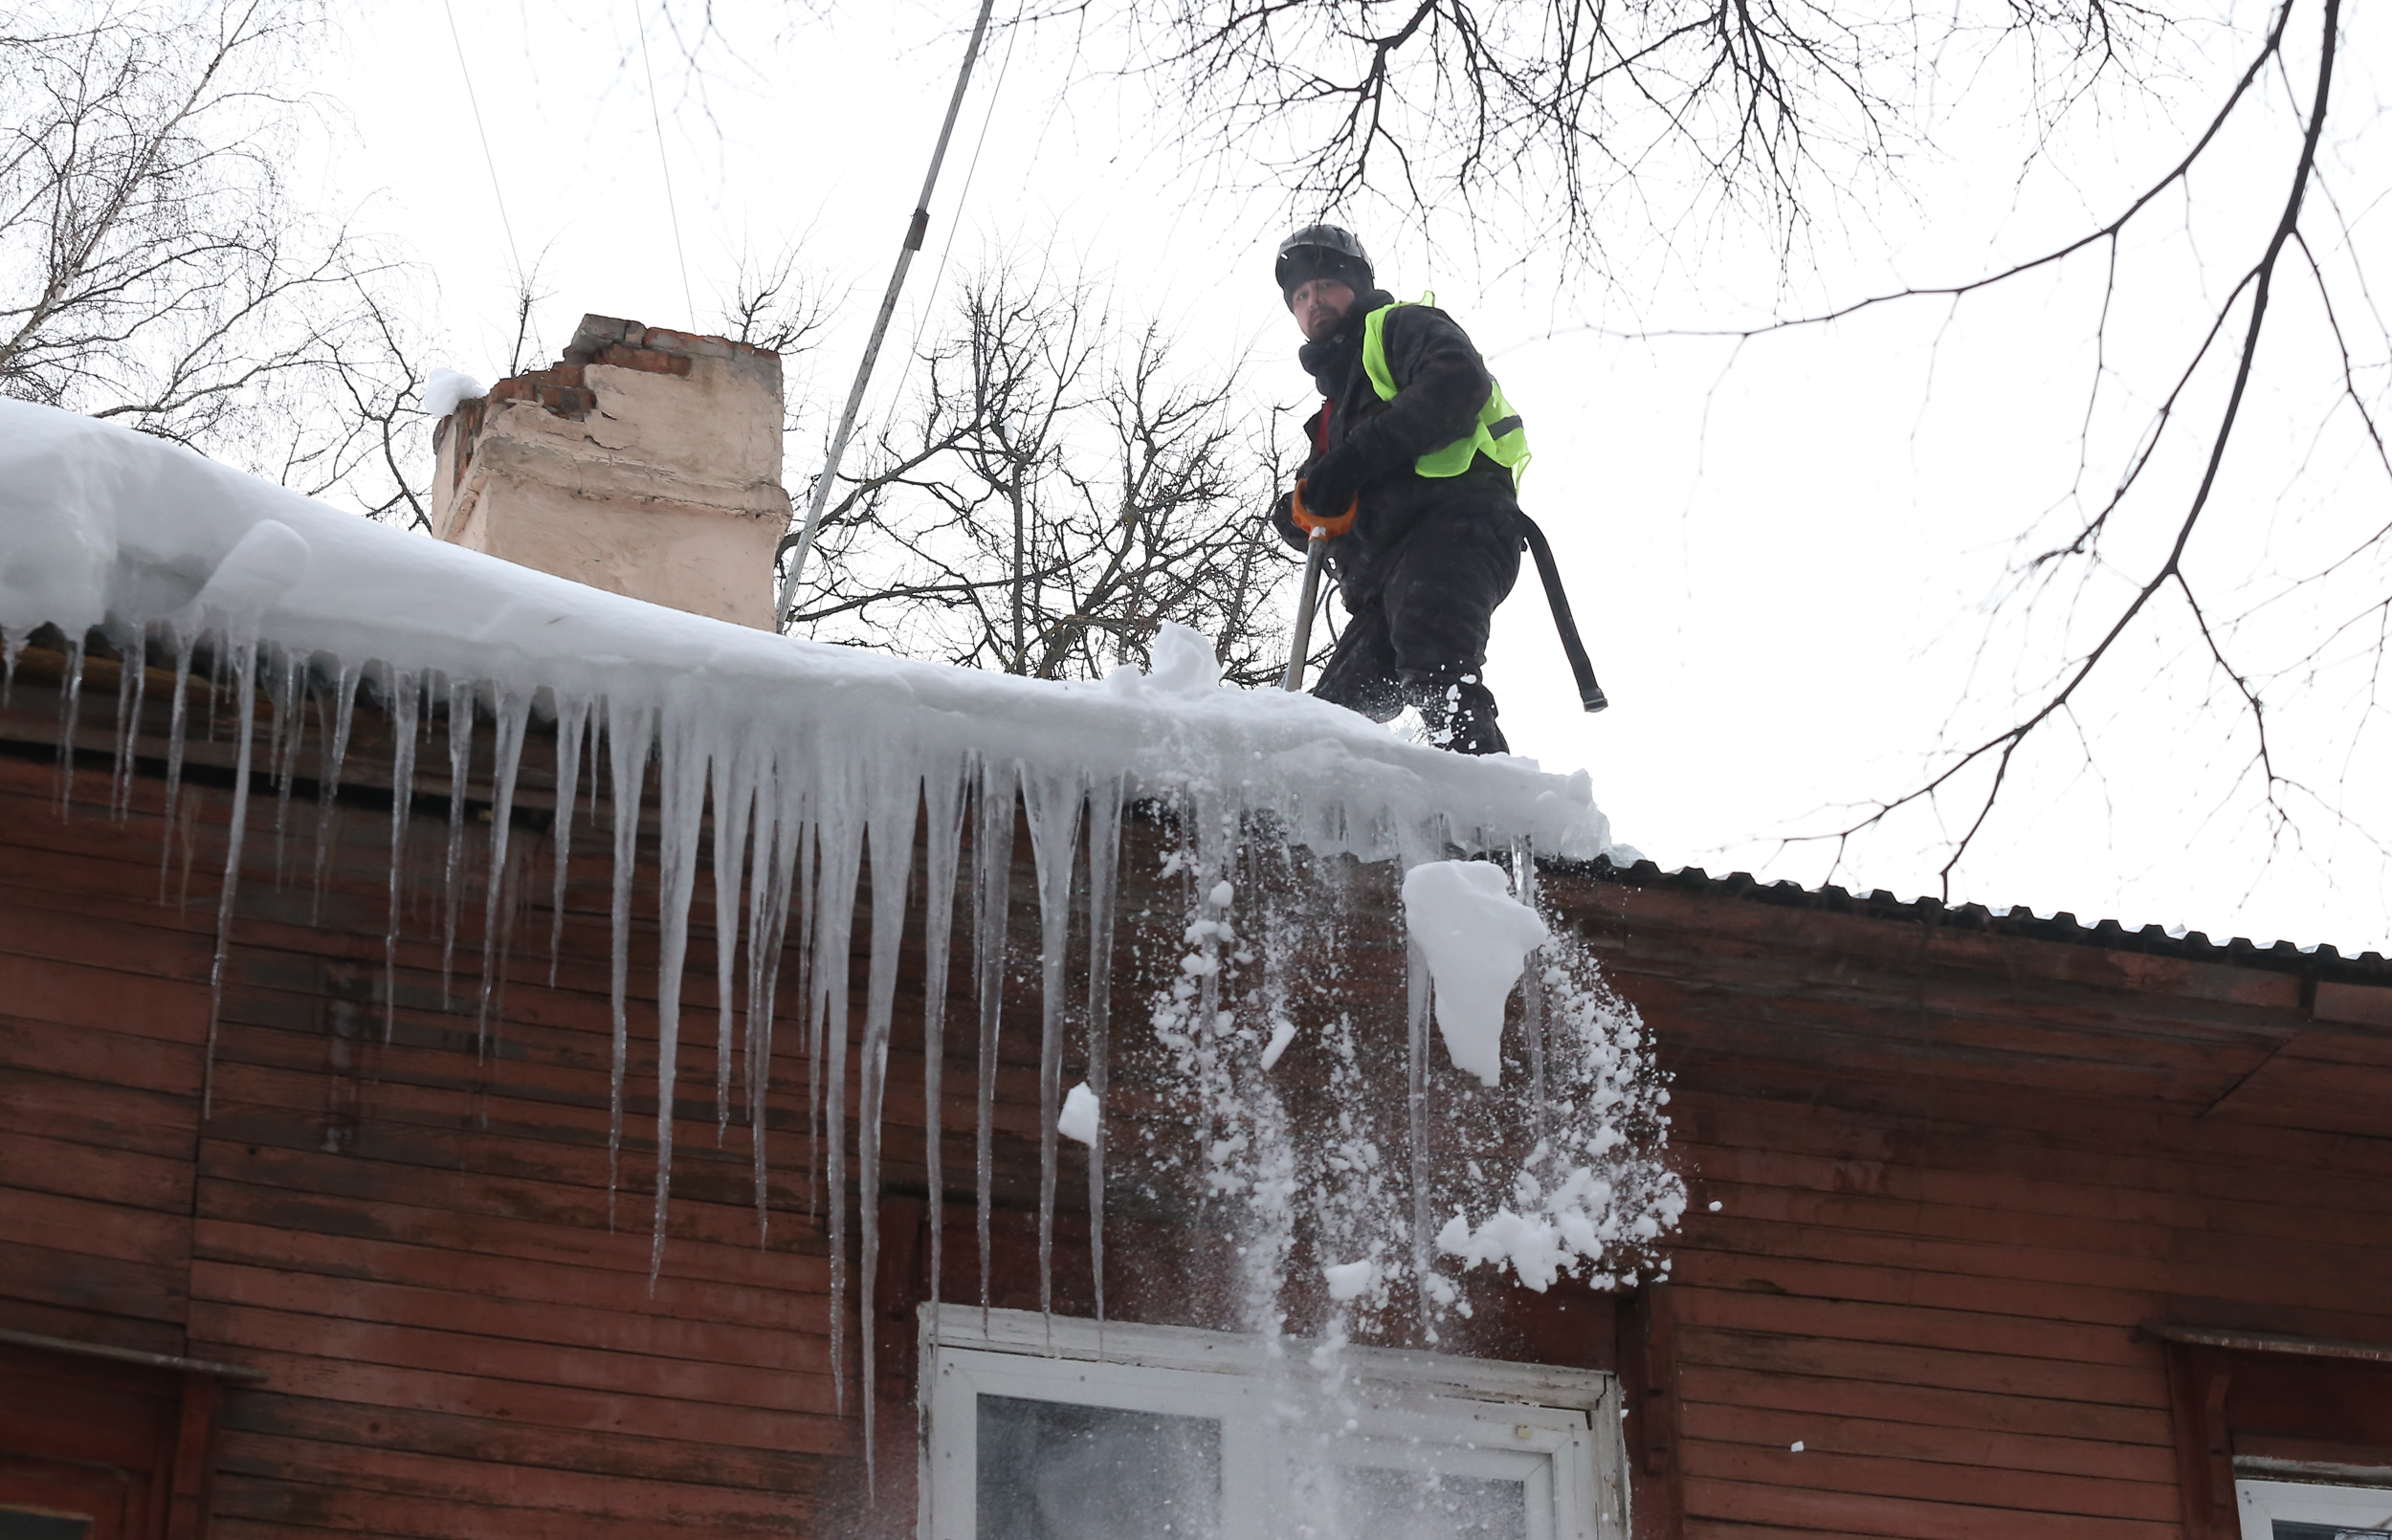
[1398,669,1509,756]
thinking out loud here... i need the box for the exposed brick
[597,344,694,377]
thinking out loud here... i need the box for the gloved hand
[1268,490,1305,551]
[1298,443,1366,528]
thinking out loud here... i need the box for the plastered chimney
[431,315,790,628]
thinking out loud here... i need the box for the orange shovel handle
[1291,481,1358,538]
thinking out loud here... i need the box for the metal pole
[1279,529,1329,691]
[774,0,1002,631]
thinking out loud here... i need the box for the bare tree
[1092,0,2168,266]
[0,0,430,519]
[1071,0,2388,900]
[779,266,1308,686]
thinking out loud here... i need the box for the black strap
[1517,512,1608,713]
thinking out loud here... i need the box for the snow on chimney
[430,315,790,629]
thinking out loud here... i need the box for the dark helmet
[1274,225,1374,308]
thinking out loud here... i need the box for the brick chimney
[431,316,790,629]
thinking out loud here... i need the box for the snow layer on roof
[0,400,1609,863]
[0,403,1677,1471]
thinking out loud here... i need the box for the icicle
[439,678,475,1006]
[708,734,758,1141]
[1020,765,1085,1333]
[267,652,304,879]
[547,697,589,985]
[604,697,655,1231]
[1514,837,1550,1148]
[110,627,146,820]
[475,689,532,1051]
[795,820,820,1217]
[1406,936,1433,1338]
[647,702,712,1287]
[857,759,923,1488]
[155,632,193,901]
[54,633,85,813]
[971,758,1017,1316]
[919,758,969,1317]
[746,774,808,1239]
[382,668,421,1041]
[809,760,868,1407]
[202,636,259,1119]
[308,664,359,924]
[1082,773,1125,1326]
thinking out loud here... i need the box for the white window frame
[2238,1477,2392,1538]
[919,1305,1628,1540]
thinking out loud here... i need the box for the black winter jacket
[1272,290,1520,603]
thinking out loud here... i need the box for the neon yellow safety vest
[1361,295,1530,490]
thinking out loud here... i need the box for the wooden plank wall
[10,648,2392,1540]
[1546,869,2392,1540]
[0,675,897,1539]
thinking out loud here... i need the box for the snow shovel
[1279,484,1355,692]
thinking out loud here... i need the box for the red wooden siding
[4,642,2392,1540]
[1544,869,2392,1539]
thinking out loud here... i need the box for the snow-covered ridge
[0,401,1609,864]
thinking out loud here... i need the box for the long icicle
[308,664,360,925]
[1082,774,1125,1327]
[382,668,421,1041]
[1020,765,1084,1335]
[856,759,922,1489]
[810,765,868,1409]
[156,631,194,901]
[111,627,146,820]
[605,697,655,1231]
[747,769,808,1240]
[475,688,532,1054]
[268,652,304,880]
[1406,935,1433,1340]
[547,696,590,986]
[439,678,475,1006]
[648,703,711,1288]
[54,634,84,813]
[972,758,1017,1319]
[202,635,258,1119]
[1514,836,1550,1150]
[709,733,758,1142]
[919,758,969,1319]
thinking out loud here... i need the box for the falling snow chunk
[1057,1082,1100,1146]
[1259,1018,1297,1070]
[1322,1260,1378,1302]
[1403,859,1550,1086]
[1790,1441,1805,1453]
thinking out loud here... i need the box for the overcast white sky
[313,1,2392,952]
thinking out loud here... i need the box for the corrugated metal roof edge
[1545,854,2392,987]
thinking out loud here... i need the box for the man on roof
[1271,224,1531,756]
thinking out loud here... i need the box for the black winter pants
[1312,505,1521,753]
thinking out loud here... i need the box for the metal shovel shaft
[1280,529,1330,692]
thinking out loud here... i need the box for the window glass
[2272,1527,2392,1540]
[1340,1466,1529,1540]
[975,1393,1223,1540]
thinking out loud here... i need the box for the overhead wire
[634,5,699,328]
[441,0,525,283]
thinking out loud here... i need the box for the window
[921,1307,1628,1540]
[2239,1479,2392,1540]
